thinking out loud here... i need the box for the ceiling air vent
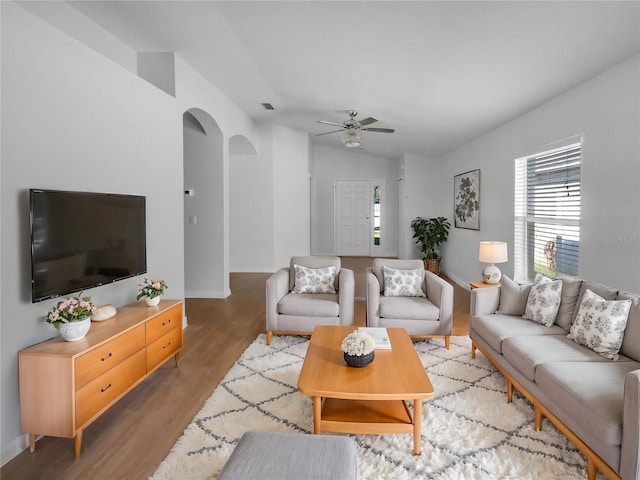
[261,103,275,110]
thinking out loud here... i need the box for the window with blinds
[514,142,581,281]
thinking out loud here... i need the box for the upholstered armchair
[266,256,355,345]
[366,258,454,349]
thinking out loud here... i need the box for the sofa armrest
[470,287,501,317]
[366,268,380,327]
[338,268,355,326]
[621,369,640,480]
[425,271,454,335]
[265,268,290,331]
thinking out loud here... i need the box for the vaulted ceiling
[66,1,640,159]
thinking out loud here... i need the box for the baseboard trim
[185,289,231,299]
[1,433,30,467]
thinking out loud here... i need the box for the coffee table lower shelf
[313,397,423,453]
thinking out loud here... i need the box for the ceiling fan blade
[318,120,345,127]
[358,117,378,126]
[362,127,395,133]
[315,129,344,136]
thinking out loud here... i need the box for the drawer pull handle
[162,319,172,326]
[101,353,112,362]
[163,342,172,350]
[101,384,112,393]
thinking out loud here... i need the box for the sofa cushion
[535,361,640,448]
[523,275,563,327]
[292,264,337,294]
[278,293,339,317]
[555,277,583,331]
[497,275,531,315]
[568,289,631,361]
[471,314,566,354]
[618,291,640,361]
[382,266,426,297]
[502,335,617,381]
[379,296,439,320]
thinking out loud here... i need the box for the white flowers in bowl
[341,331,375,357]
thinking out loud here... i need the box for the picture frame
[454,169,480,230]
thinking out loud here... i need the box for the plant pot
[144,296,161,307]
[58,317,91,342]
[424,258,440,275]
[343,351,375,368]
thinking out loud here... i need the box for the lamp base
[482,264,502,284]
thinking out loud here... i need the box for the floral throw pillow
[523,273,563,327]
[568,289,631,360]
[383,266,426,297]
[292,264,337,294]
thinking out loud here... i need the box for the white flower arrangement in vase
[137,278,168,306]
[341,331,375,367]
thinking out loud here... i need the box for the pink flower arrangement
[137,278,168,300]
[45,294,96,329]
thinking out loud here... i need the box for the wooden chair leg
[534,407,543,431]
[587,458,597,480]
[444,336,450,350]
[266,331,273,345]
[507,381,513,403]
[471,343,476,359]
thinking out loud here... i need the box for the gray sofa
[470,276,640,480]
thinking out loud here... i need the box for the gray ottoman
[217,431,359,480]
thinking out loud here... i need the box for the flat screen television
[30,189,147,303]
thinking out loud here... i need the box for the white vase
[145,296,161,307]
[58,317,91,342]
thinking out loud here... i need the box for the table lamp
[479,241,508,284]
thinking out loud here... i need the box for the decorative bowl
[343,351,375,368]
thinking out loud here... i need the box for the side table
[470,281,501,289]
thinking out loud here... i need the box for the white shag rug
[151,334,598,479]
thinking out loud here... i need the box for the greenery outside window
[514,141,581,281]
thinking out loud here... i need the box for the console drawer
[75,325,146,388]
[146,304,181,344]
[147,327,182,371]
[75,349,146,427]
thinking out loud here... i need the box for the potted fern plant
[410,216,451,274]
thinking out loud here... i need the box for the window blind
[514,143,581,281]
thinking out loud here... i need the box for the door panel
[336,180,370,256]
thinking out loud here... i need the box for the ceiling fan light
[342,128,361,148]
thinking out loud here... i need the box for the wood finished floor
[2,265,470,480]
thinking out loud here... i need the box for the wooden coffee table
[297,325,434,455]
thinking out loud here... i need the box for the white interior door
[336,180,370,256]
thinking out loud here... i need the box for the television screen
[30,189,147,303]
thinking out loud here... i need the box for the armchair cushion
[292,264,337,294]
[382,266,426,297]
[278,293,340,317]
[380,296,440,320]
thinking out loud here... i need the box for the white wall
[272,125,311,268]
[399,153,448,259]
[230,124,275,272]
[312,145,400,257]
[0,2,261,464]
[1,2,183,461]
[438,55,640,293]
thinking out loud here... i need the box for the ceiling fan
[316,110,395,147]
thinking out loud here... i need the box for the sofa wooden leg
[471,342,476,359]
[534,407,543,431]
[266,331,272,346]
[507,381,513,403]
[444,336,450,350]
[587,458,596,480]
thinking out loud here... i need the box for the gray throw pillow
[382,266,426,297]
[497,275,532,316]
[554,277,583,331]
[292,264,337,294]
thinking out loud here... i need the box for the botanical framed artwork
[454,169,480,230]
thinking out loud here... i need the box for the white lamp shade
[478,241,508,264]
